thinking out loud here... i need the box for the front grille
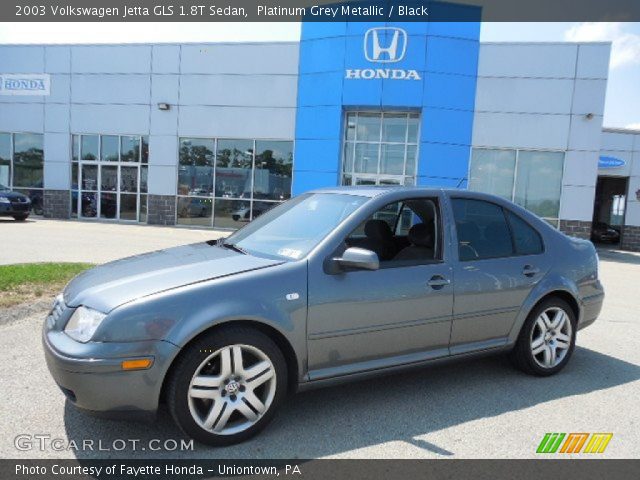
[10,203,29,211]
[46,295,66,330]
[10,197,28,204]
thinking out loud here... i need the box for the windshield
[224,193,368,260]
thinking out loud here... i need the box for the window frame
[70,133,148,222]
[176,136,294,229]
[504,209,546,257]
[340,111,420,188]
[342,196,444,269]
[0,132,45,214]
[451,197,546,262]
[468,146,565,227]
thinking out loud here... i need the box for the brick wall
[559,220,592,240]
[621,225,640,252]
[43,190,70,219]
[147,195,176,226]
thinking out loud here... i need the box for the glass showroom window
[71,134,148,222]
[0,132,44,215]
[177,138,293,229]
[341,112,419,187]
[469,148,565,225]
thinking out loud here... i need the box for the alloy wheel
[187,344,277,436]
[529,307,573,369]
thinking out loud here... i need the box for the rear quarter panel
[506,228,603,343]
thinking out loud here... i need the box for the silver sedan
[43,187,604,445]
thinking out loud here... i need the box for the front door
[306,196,453,379]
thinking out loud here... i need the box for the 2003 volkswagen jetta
[43,187,604,445]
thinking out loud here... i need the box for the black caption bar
[3,0,640,22]
[1,459,640,480]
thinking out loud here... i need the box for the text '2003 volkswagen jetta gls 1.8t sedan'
[43,187,604,445]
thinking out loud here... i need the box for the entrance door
[592,176,628,245]
[73,134,148,223]
[79,163,140,221]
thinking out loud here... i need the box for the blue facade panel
[418,142,471,179]
[293,3,481,195]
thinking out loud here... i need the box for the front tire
[167,326,287,446]
[13,214,28,221]
[510,297,577,376]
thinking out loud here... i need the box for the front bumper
[42,326,180,419]
[0,202,31,216]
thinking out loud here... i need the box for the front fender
[92,261,308,381]
[506,272,581,345]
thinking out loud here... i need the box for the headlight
[0,196,10,204]
[64,306,107,343]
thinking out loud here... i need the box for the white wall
[0,40,615,210]
[0,42,299,194]
[473,42,611,222]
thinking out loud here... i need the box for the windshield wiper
[218,239,247,255]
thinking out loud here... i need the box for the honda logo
[364,27,407,63]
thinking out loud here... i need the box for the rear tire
[167,326,287,446]
[13,214,28,221]
[510,297,577,376]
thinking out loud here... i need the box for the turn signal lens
[121,358,153,370]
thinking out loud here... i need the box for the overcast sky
[0,21,638,129]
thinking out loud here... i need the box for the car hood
[63,242,284,312]
[0,190,29,200]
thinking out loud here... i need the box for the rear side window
[451,199,513,261]
[506,211,543,255]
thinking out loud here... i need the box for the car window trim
[340,196,444,270]
[504,209,546,256]
[450,196,547,262]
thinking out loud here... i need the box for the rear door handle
[522,265,540,277]
[428,275,450,289]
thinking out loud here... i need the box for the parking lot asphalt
[0,221,639,459]
[0,218,227,265]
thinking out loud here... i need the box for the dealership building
[1,19,640,250]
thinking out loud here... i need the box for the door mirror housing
[333,247,380,271]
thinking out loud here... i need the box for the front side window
[346,198,440,265]
[452,198,513,261]
[225,193,367,260]
[469,148,565,226]
[342,112,419,187]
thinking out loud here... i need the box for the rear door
[448,197,550,354]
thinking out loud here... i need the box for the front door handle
[427,275,450,289]
[522,265,540,277]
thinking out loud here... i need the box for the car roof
[309,186,445,198]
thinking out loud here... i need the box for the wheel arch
[508,284,582,345]
[537,290,580,323]
[159,319,300,405]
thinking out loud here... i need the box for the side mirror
[334,247,380,271]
